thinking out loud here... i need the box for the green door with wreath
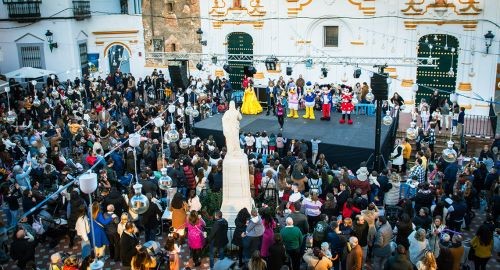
[416,34,459,104]
[227,32,253,91]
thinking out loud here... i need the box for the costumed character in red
[339,85,354,124]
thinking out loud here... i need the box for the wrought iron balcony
[6,1,41,20]
[73,0,91,19]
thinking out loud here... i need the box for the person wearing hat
[302,82,316,120]
[351,165,371,199]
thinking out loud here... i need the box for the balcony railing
[6,1,41,19]
[73,0,91,19]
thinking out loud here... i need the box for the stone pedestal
[220,152,254,228]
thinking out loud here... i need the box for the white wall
[0,0,146,82]
[200,0,500,115]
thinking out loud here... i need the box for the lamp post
[196,28,207,46]
[128,133,149,215]
[79,172,103,270]
[45,30,58,52]
[484,31,495,54]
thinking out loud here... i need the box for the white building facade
[0,0,146,83]
[192,0,499,115]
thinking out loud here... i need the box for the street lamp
[484,31,495,54]
[45,30,58,52]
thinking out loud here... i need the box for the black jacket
[10,237,37,269]
[120,232,138,266]
[384,254,413,270]
[208,218,229,247]
[268,243,287,270]
[142,201,162,230]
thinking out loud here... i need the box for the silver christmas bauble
[166,129,179,142]
[158,175,173,190]
[179,137,190,149]
[129,193,149,214]
[383,115,393,126]
[365,92,374,103]
[6,111,17,125]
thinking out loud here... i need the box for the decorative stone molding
[401,0,482,16]
[458,82,472,91]
[286,0,313,16]
[404,20,478,30]
[401,79,414,87]
[212,20,264,29]
[347,0,376,16]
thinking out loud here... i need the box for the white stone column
[220,151,254,227]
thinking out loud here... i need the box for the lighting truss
[145,52,438,67]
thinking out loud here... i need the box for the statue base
[220,151,254,227]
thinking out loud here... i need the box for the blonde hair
[91,202,100,220]
[422,251,437,269]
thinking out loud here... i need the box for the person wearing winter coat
[207,211,229,268]
[390,139,404,172]
[384,245,413,270]
[408,229,430,265]
[373,216,393,270]
[185,210,206,267]
[384,173,401,206]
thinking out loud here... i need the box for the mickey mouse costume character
[339,85,355,124]
[320,85,333,121]
[287,84,299,119]
[302,81,316,120]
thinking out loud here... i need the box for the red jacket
[183,165,196,189]
[342,202,360,219]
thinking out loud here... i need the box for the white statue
[222,101,243,156]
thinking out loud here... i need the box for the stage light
[353,68,361,78]
[286,66,293,76]
[247,65,257,74]
[321,67,328,78]
[211,56,218,64]
[305,59,313,69]
[223,64,232,73]
[265,56,278,71]
[196,62,203,71]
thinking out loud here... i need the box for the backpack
[309,179,320,194]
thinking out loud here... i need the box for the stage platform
[194,110,394,168]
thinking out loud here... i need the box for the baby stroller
[35,209,69,248]
[143,241,170,270]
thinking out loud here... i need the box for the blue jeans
[9,209,18,227]
[209,243,225,267]
[81,240,91,259]
[2,208,11,227]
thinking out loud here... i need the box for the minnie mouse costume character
[320,85,333,121]
[339,85,354,124]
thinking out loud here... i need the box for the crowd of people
[0,68,498,270]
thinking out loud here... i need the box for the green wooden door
[416,34,459,104]
[227,32,253,91]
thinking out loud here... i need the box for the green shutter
[227,32,253,91]
[416,34,459,104]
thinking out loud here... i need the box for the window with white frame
[18,43,44,68]
[324,26,339,47]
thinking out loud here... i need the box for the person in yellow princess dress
[240,86,263,115]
